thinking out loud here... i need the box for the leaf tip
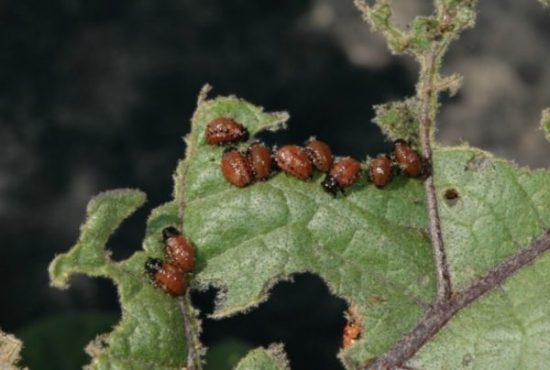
[235,344,290,370]
[48,254,71,289]
[197,83,213,106]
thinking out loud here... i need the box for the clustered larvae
[144,227,196,297]
[204,116,423,196]
[274,144,313,180]
[221,148,255,188]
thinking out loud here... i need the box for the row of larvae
[144,227,196,297]
[205,116,423,195]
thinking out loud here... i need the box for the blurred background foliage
[0,1,549,369]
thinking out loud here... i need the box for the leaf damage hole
[194,273,347,370]
[443,188,459,207]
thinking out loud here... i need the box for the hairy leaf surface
[49,191,187,369]
[48,94,550,369]
[234,345,289,370]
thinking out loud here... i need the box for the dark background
[1,1,549,369]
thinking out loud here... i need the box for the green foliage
[181,95,434,367]
[435,148,550,289]
[234,345,289,370]
[49,192,188,369]
[44,1,550,369]
[46,97,550,369]
[373,98,420,146]
[204,339,252,370]
[410,249,550,369]
[49,189,147,286]
[354,0,477,56]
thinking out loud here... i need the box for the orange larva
[342,320,362,350]
[368,154,392,188]
[274,145,313,180]
[205,117,249,145]
[145,258,187,297]
[322,157,362,195]
[394,140,422,177]
[305,138,333,173]
[342,306,362,350]
[221,148,255,188]
[247,143,273,181]
[162,227,195,273]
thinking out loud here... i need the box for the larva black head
[240,129,250,142]
[162,226,180,242]
[223,146,238,154]
[145,257,163,274]
[394,139,408,146]
[322,174,341,196]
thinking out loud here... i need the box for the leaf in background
[0,328,24,370]
[17,313,117,370]
[234,344,289,370]
[204,339,252,370]
[49,191,189,369]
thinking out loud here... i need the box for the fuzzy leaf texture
[234,345,289,370]
[173,91,549,368]
[49,191,188,369]
[48,91,550,369]
[405,149,550,369]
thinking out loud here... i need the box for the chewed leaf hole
[443,188,460,207]
[195,273,347,370]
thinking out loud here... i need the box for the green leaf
[399,147,550,368]
[49,191,189,369]
[178,95,550,368]
[48,89,550,369]
[204,339,253,370]
[409,245,550,369]
[49,189,147,287]
[541,108,550,143]
[175,94,289,207]
[234,345,290,370]
[539,0,550,7]
[179,95,435,367]
[435,147,550,290]
[0,328,23,370]
[372,98,421,146]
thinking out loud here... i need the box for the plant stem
[177,294,202,370]
[366,229,550,369]
[418,50,452,302]
[174,87,210,369]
